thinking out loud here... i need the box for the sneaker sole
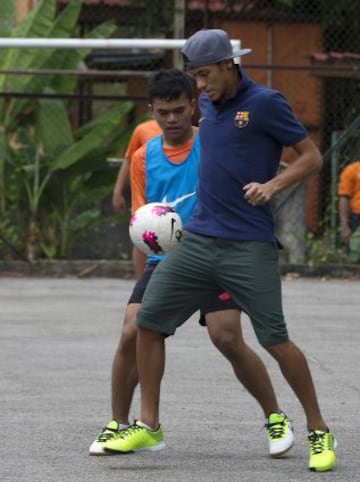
[309,465,335,472]
[133,442,166,453]
[309,457,336,473]
[270,440,295,458]
[104,442,165,454]
[89,450,115,456]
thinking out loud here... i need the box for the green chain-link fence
[1,0,359,263]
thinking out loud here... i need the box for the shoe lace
[117,422,143,440]
[97,426,120,442]
[308,431,330,455]
[265,418,286,440]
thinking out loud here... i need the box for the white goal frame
[0,37,241,50]
[0,37,242,68]
[0,36,244,166]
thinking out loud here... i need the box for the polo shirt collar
[236,67,252,94]
[210,66,252,108]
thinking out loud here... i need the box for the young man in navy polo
[103,29,337,473]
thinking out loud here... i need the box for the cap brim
[232,48,252,58]
[183,48,252,69]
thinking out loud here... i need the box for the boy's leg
[111,265,158,422]
[133,246,146,279]
[89,265,156,455]
[111,303,139,422]
[349,225,360,261]
[137,327,166,429]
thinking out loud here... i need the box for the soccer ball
[129,202,182,255]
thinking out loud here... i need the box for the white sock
[118,423,130,430]
[137,420,155,431]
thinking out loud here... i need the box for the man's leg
[265,340,327,431]
[133,232,218,431]
[219,241,335,470]
[104,232,218,453]
[265,340,337,471]
[206,308,294,457]
[206,309,280,417]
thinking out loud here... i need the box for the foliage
[129,0,175,36]
[0,217,23,261]
[0,0,134,260]
[305,230,355,265]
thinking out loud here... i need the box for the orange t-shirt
[130,132,198,214]
[338,160,360,214]
[125,119,162,161]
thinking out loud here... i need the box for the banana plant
[7,94,133,259]
[0,0,134,259]
[41,98,134,258]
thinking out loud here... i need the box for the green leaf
[69,208,101,231]
[50,121,117,171]
[0,0,13,56]
[49,20,117,95]
[0,127,6,213]
[4,0,82,128]
[0,0,55,103]
[77,102,133,136]
[2,0,56,74]
[49,102,134,171]
[36,89,73,156]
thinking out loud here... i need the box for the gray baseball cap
[181,29,251,69]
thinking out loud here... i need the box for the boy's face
[149,93,195,145]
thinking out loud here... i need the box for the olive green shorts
[137,231,289,346]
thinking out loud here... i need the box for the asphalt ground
[1,276,359,482]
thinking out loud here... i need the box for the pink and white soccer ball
[129,202,182,255]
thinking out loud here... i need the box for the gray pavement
[0,276,359,482]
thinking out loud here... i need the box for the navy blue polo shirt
[185,68,307,241]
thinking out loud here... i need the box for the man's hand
[243,182,275,206]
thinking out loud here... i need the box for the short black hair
[148,68,194,104]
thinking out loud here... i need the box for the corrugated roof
[58,0,137,5]
[187,0,258,12]
[58,0,257,10]
[310,52,360,62]
[309,52,360,79]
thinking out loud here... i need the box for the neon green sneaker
[89,420,128,456]
[104,420,165,454]
[308,429,337,472]
[265,412,294,457]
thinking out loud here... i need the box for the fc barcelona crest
[234,111,249,128]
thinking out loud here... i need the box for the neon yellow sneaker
[89,420,128,455]
[308,429,337,472]
[265,412,294,457]
[104,420,165,454]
